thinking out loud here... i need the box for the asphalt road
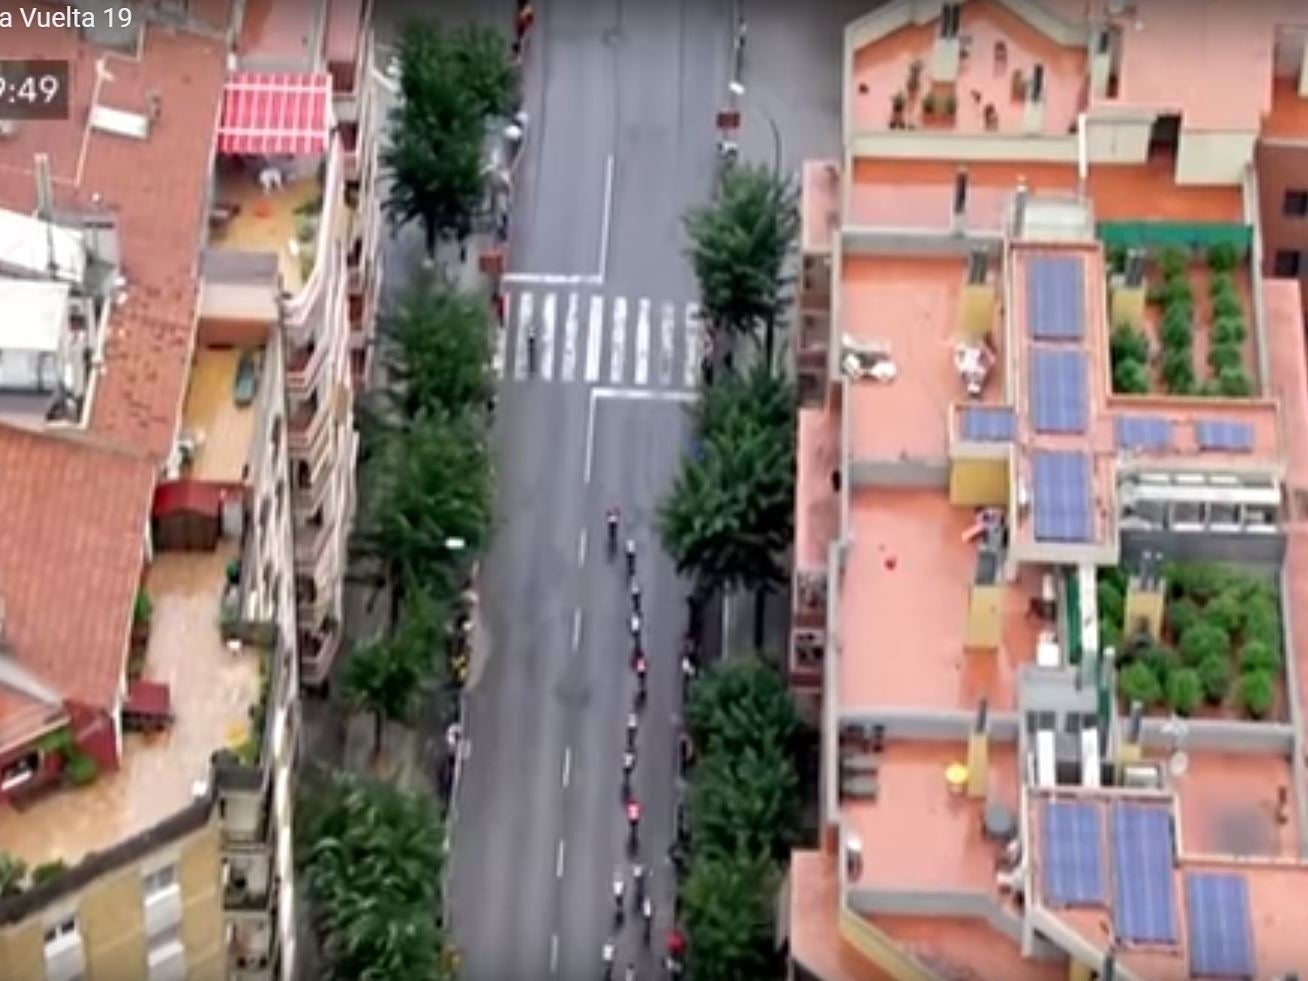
[366,0,866,977]
[429,2,731,979]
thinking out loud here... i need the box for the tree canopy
[684,163,799,348]
[682,852,779,981]
[383,22,513,256]
[659,366,795,606]
[299,772,449,981]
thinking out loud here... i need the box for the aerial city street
[3,1,1308,980]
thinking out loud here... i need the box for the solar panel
[1195,419,1255,453]
[1031,348,1088,434]
[1042,801,1104,906]
[1186,872,1254,979]
[1112,803,1178,945]
[1027,255,1085,340]
[1032,451,1093,543]
[961,407,1016,442]
[1116,415,1173,452]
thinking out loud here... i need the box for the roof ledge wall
[1277,563,1308,858]
[822,540,843,828]
[1138,717,1294,753]
[990,0,1088,47]
[848,458,950,487]
[838,706,1022,742]
[850,130,1080,163]
[848,886,1026,945]
[843,227,1002,255]
[1027,905,1150,981]
[1244,164,1274,391]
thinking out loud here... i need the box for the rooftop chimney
[1012,179,1029,238]
[34,153,53,220]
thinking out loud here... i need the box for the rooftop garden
[1108,242,1254,399]
[1099,561,1282,720]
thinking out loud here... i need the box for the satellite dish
[1168,751,1189,778]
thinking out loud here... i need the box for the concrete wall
[848,887,1024,943]
[1119,529,1286,567]
[1175,131,1258,186]
[198,281,280,323]
[1138,717,1294,753]
[839,706,1021,742]
[1255,140,1308,307]
[1084,115,1152,165]
[851,131,1080,163]
[848,459,950,489]
[843,227,1002,255]
[992,0,1087,46]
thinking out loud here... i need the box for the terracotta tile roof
[0,20,229,459]
[0,684,65,755]
[0,426,155,731]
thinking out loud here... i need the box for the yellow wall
[0,918,44,981]
[0,819,226,981]
[965,585,1003,649]
[1110,285,1145,330]
[958,285,994,342]
[950,459,1008,507]
[1124,583,1165,640]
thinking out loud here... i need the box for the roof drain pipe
[1076,111,1089,203]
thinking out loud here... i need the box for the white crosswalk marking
[514,290,534,381]
[540,292,557,381]
[562,292,580,382]
[684,302,702,389]
[659,302,676,386]
[494,323,507,380]
[610,297,627,384]
[635,298,651,385]
[585,295,604,383]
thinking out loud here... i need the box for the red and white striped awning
[217,71,332,156]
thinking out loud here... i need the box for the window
[43,917,77,946]
[43,914,85,981]
[1283,189,1308,217]
[1,751,38,791]
[142,864,176,898]
[1274,250,1303,278]
[270,415,282,457]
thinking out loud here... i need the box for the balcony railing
[294,513,334,568]
[284,337,328,395]
[286,390,332,458]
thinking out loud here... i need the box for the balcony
[286,387,333,459]
[294,510,334,568]
[285,335,328,396]
[210,156,324,297]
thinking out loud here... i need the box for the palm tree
[383,22,514,259]
[343,591,446,760]
[684,163,799,368]
[300,771,449,980]
[659,367,795,649]
[682,852,779,981]
[374,277,494,424]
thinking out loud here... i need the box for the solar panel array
[1195,419,1255,453]
[1026,255,1085,341]
[1042,801,1104,906]
[1031,349,1088,434]
[1032,451,1093,543]
[1116,415,1173,452]
[1186,872,1254,979]
[1111,803,1178,945]
[961,407,1016,442]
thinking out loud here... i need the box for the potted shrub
[30,860,67,887]
[1165,596,1201,638]
[1167,668,1202,716]
[1158,245,1190,279]
[1238,669,1275,719]
[906,58,924,95]
[1179,621,1228,667]
[1112,358,1149,395]
[1211,315,1246,346]
[890,91,906,126]
[1207,343,1242,374]
[1217,366,1251,397]
[1206,241,1240,273]
[1240,639,1279,675]
[1211,290,1242,321]
[1197,652,1231,705]
[922,92,937,117]
[941,92,958,119]
[1010,68,1026,100]
[131,589,152,652]
[1160,307,1193,349]
[63,751,98,787]
[1120,661,1163,707]
[1161,349,1195,395]
[1110,324,1149,364]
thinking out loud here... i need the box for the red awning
[217,71,331,156]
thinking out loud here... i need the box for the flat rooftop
[238,0,325,64]
[839,491,1042,712]
[849,0,1086,138]
[844,256,1005,463]
[181,348,259,484]
[0,544,261,868]
[847,158,1244,232]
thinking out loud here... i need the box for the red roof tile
[0,426,155,733]
[0,21,229,459]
